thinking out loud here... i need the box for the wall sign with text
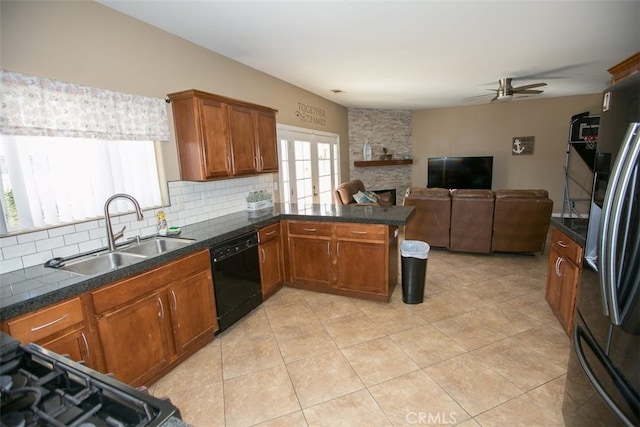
[296,102,326,126]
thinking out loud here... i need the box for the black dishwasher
[210,232,262,333]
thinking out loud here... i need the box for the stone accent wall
[348,109,412,204]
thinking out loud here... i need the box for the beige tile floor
[149,246,576,426]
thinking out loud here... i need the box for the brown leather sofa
[404,188,451,248]
[403,187,553,254]
[491,189,553,253]
[450,189,495,253]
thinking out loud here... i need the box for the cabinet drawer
[7,297,84,343]
[335,224,386,241]
[258,222,281,244]
[92,250,211,315]
[287,221,333,238]
[551,228,583,264]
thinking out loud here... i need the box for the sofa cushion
[494,189,549,199]
[450,189,494,199]
[406,187,450,200]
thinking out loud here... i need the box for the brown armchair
[491,189,553,253]
[334,180,393,206]
[403,187,452,248]
[334,180,366,204]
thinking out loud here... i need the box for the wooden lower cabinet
[285,220,398,301]
[258,222,284,299]
[168,269,217,354]
[96,291,171,386]
[91,250,217,386]
[545,227,583,335]
[2,296,94,367]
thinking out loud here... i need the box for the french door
[277,125,340,206]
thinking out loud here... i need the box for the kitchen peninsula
[0,203,412,386]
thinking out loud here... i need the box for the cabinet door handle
[226,156,231,173]
[351,230,367,234]
[81,332,90,359]
[266,230,276,236]
[557,240,568,248]
[158,298,165,319]
[328,241,331,257]
[555,257,564,277]
[303,228,317,232]
[170,290,177,311]
[30,314,69,332]
[261,247,266,263]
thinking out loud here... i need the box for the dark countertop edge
[1,206,414,321]
[550,217,587,247]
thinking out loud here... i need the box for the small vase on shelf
[363,140,372,161]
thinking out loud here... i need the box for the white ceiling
[99,0,640,110]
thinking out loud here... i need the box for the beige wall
[2,0,603,212]
[0,0,350,181]
[411,94,602,213]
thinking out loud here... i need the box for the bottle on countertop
[157,210,168,236]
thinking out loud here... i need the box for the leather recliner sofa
[404,187,452,249]
[403,187,553,254]
[491,189,554,253]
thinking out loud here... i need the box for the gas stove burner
[1,343,182,427]
[0,411,34,427]
[1,374,13,393]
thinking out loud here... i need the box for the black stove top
[1,333,182,427]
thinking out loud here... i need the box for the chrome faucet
[104,193,144,252]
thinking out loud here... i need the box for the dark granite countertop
[0,203,414,321]
[550,216,588,247]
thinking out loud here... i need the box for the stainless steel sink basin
[61,252,147,276]
[119,237,194,257]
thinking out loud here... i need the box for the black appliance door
[566,264,640,426]
[568,123,640,426]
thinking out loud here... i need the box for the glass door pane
[295,140,313,206]
[277,126,340,207]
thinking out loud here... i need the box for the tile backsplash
[0,175,274,273]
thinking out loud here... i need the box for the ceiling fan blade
[514,89,544,95]
[463,92,496,101]
[512,82,547,91]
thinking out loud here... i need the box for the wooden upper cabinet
[608,52,640,84]
[201,99,233,179]
[228,104,258,175]
[167,89,278,181]
[255,110,278,172]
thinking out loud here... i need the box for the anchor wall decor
[512,136,535,155]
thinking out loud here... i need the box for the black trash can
[400,240,430,304]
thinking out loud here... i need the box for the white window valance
[0,70,170,141]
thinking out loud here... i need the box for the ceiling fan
[466,78,547,102]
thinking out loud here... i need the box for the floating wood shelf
[354,159,413,167]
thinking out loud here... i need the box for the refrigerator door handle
[573,325,639,427]
[599,123,640,324]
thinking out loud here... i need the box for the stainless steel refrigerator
[564,72,639,426]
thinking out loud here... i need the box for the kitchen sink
[119,237,194,257]
[61,252,147,276]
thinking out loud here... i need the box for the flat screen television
[427,156,493,189]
